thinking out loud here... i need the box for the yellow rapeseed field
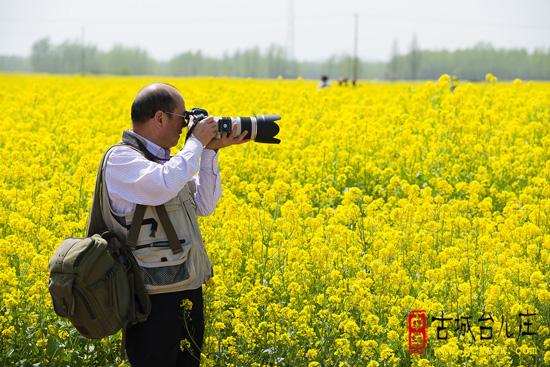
[0,74,548,366]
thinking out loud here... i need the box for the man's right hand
[191,116,218,146]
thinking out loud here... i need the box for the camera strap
[185,122,198,143]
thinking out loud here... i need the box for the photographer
[102,82,248,366]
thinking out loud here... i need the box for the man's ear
[153,110,164,126]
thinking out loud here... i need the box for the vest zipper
[135,239,186,250]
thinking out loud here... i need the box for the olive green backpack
[48,144,151,342]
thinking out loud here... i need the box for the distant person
[318,75,329,89]
[337,77,349,86]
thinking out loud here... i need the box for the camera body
[187,108,232,138]
[186,107,281,144]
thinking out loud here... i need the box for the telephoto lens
[221,115,281,144]
[187,108,281,144]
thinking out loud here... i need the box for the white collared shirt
[104,130,221,216]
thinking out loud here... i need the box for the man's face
[161,95,187,149]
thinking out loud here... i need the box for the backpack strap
[86,145,121,237]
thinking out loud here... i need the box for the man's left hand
[206,122,249,150]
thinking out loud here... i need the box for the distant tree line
[0,37,548,80]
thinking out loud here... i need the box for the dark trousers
[125,286,204,367]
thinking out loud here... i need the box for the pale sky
[0,0,549,62]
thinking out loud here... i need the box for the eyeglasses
[164,111,191,126]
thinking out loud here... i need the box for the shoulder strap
[86,144,125,237]
[126,204,147,249]
[154,205,183,254]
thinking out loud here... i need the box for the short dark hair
[131,84,178,124]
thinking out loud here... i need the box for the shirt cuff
[200,149,220,174]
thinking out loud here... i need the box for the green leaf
[46,336,59,358]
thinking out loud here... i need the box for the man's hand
[191,116,218,146]
[206,121,249,150]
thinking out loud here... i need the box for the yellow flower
[36,338,47,349]
[180,338,191,351]
[1,75,548,365]
[485,72,498,82]
[1,325,15,338]
[306,348,318,359]
[438,74,451,84]
[181,299,193,312]
[415,359,431,367]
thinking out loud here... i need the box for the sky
[0,0,549,62]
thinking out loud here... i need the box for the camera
[185,107,281,144]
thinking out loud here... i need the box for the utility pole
[286,0,295,76]
[353,13,359,85]
[410,33,419,80]
[81,26,86,75]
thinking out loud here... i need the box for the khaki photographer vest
[99,144,213,294]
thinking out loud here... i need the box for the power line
[0,13,549,30]
[354,12,550,31]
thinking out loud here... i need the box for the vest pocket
[132,244,191,287]
[141,261,190,287]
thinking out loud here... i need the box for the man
[318,75,329,89]
[100,82,247,366]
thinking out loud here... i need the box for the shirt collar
[126,129,171,162]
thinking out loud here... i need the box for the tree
[387,39,400,80]
[6,37,550,80]
[409,34,420,80]
[103,45,155,75]
[30,38,52,72]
